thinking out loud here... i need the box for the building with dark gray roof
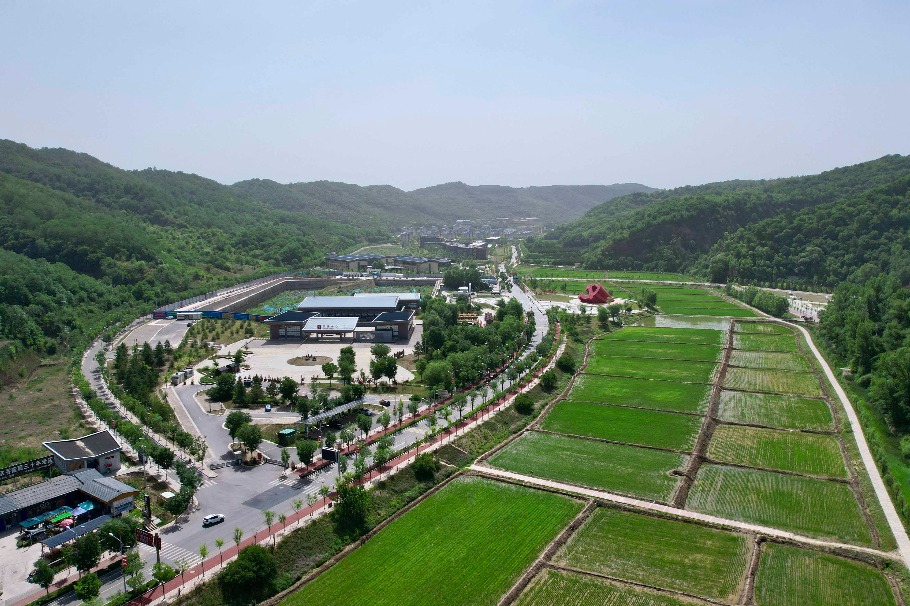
[43,430,122,474]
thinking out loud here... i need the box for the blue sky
[1,1,908,189]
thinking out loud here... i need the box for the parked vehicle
[202,514,225,527]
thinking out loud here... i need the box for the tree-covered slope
[233,178,655,228]
[535,155,910,278]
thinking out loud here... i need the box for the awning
[41,515,111,550]
[49,511,72,523]
[72,501,95,517]
[19,517,44,530]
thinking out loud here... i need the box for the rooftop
[263,310,318,324]
[298,295,401,310]
[374,310,415,323]
[43,430,121,461]
[0,469,136,517]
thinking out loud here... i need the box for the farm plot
[280,476,582,606]
[729,350,812,372]
[488,431,685,501]
[733,333,799,352]
[687,464,872,545]
[661,306,757,318]
[568,375,711,414]
[716,390,833,431]
[515,569,715,606]
[586,356,717,383]
[604,327,725,346]
[754,543,896,606]
[707,425,847,478]
[532,280,633,297]
[592,339,721,362]
[554,508,750,602]
[723,368,823,397]
[734,322,793,335]
[542,402,702,451]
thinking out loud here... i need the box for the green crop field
[516,569,715,606]
[754,543,896,606]
[592,339,721,362]
[723,368,823,397]
[604,327,725,345]
[542,402,702,451]
[733,333,799,352]
[554,508,750,601]
[729,350,812,371]
[707,425,847,477]
[716,391,833,431]
[569,375,711,414]
[586,355,717,383]
[280,476,582,606]
[687,464,872,545]
[488,431,685,501]
[518,266,695,282]
[531,279,633,296]
[661,306,757,317]
[734,322,794,335]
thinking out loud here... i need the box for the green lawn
[729,350,812,371]
[554,508,750,602]
[604,327,725,345]
[542,402,702,451]
[488,431,685,501]
[707,425,847,477]
[592,339,722,362]
[280,476,582,606]
[687,464,872,546]
[754,543,896,606]
[586,355,717,383]
[568,375,711,414]
[516,569,716,606]
[733,333,799,352]
[716,390,833,431]
[723,368,823,397]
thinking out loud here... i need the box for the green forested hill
[233,179,655,227]
[532,155,910,286]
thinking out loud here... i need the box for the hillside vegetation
[531,155,910,288]
[233,179,654,228]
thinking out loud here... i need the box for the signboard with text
[0,456,54,482]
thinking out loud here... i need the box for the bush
[539,369,558,392]
[219,545,277,603]
[74,572,101,601]
[514,393,534,415]
[412,452,439,482]
[555,353,576,374]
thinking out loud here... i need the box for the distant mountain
[531,155,910,287]
[232,179,655,228]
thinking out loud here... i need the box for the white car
[202,514,225,527]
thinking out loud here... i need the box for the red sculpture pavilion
[578,283,612,304]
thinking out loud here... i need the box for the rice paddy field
[716,391,833,430]
[735,321,794,335]
[488,431,685,501]
[530,279,634,297]
[592,339,722,361]
[687,464,872,545]
[707,425,847,478]
[515,569,715,606]
[585,355,717,383]
[604,327,725,345]
[753,543,896,606]
[568,374,711,414]
[541,402,702,450]
[554,508,750,601]
[517,266,695,281]
[733,332,799,352]
[723,367,823,396]
[280,476,583,606]
[728,350,812,371]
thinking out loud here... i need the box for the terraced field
[516,569,715,606]
[585,355,717,383]
[754,543,896,606]
[687,464,872,545]
[723,367,823,396]
[716,391,833,431]
[554,508,750,602]
[733,333,799,352]
[568,375,711,414]
[488,431,685,501]
[729,350,812,371]
[603,327,725,345]
[707,425,847,477]
[592,339,721,361]
[542,402,702,450]
[280,476,582,606]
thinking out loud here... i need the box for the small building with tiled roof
[43,429,122,474]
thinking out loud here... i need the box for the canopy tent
[41,515,111,550]
[49,510,73,523]
[18,506,73,530]
[71,501,95,517]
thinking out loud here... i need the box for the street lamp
[108,533,127,593]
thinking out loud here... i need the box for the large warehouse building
[264,293,417,342]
